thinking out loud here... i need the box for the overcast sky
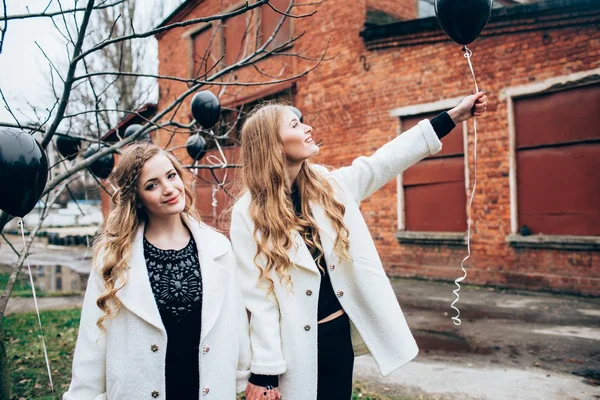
[0,0,184,126]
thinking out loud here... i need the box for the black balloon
[0,128,49,217]
[191,91,221,129]
[84,143,114,179]
[186,134,207,162]
[288,106,303,123]
[56,135,81,161]
[435,0,493,46]
[124,124,150,141]
[124,124,142,137]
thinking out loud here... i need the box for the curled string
[451,45,479,326]
[20,219,54,392]
[205,129,231,214]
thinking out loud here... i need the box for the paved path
[5,295,83,315]
[354,355,599,400]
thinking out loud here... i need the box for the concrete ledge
[396,231,467,246]
[506,234,600,251]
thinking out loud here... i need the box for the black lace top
[144,235,203,400]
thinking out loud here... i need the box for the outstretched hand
[448,90,488,124]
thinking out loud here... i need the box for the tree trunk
[0,324,10,400]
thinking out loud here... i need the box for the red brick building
[151,0,599,295]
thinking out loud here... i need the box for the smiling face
[279,107,319,163]
[136,152,186,219]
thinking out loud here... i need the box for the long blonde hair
[93,142,201,332]
[239,104,351,294]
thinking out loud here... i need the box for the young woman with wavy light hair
[64,142,251,400]
[230,91,488,400]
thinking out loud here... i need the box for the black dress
[143,236,203,400]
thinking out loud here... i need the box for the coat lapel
[116,226,165,332]
[285,200,341,274]
[309,200,338,266]
[183,215,230,343]
[115,215,230,338]
[287,229,321,274]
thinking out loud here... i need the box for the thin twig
[73,0,272,64]
[39,0,96,149]
[1,1,125,21]
[0,233,20,257]
[0,0,7,54]
[266,1,317,18]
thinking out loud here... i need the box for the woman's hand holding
[448,90,489,124]
[245,382,281,400]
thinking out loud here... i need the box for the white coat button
[203,345,210,354]
[305,289,312,296]
[202,386,210,395]
[329,264,336,271]
[151,391,159,398]
[150,344,159,352]
[336,290,344,297]
[304,325,311,331]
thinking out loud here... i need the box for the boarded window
[514,83,600,236]
[224,11,253,65]
[191,26,219,78]
[260,0,292,50]
[401,113,467,232]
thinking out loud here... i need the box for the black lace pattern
[143,236,203,320]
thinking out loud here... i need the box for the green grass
[0,273,37,298]
[5,308,423,400]
[4,308,81,399]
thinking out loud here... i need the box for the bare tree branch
[39,0,95,149]
[267,1,318,18]
[0,233,19,258]
[0,177,74,320]
[74,0,271,64]
[35,41,66,83]
[0,122,108,145]
[1,1,125,21]
[0,88,22,128]
[0,0,7,54]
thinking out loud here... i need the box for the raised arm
[331,91,487,203]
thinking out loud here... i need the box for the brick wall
[366,0,418,22]
[155,0,600,295]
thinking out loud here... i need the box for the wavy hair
[238,104,350,295]
[93,142,200,333]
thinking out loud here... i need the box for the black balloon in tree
[186,134,208,162]
[0,128,49,217]
[84,143,114,179]
[191,91,221,129]
[124,124,151,141]
[56,135,81,161]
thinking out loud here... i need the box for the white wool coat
[63,215,251,400]
[230,119,442,400]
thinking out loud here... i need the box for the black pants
[317,313,354,400]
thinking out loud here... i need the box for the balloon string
[209,130,228,168]
[81,173,90,250]
[451,46,479,326]
[206,129,229,195]
[20,219,54,392]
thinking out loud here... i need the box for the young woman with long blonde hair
[64,142,251,400]
[230,91,488,400]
